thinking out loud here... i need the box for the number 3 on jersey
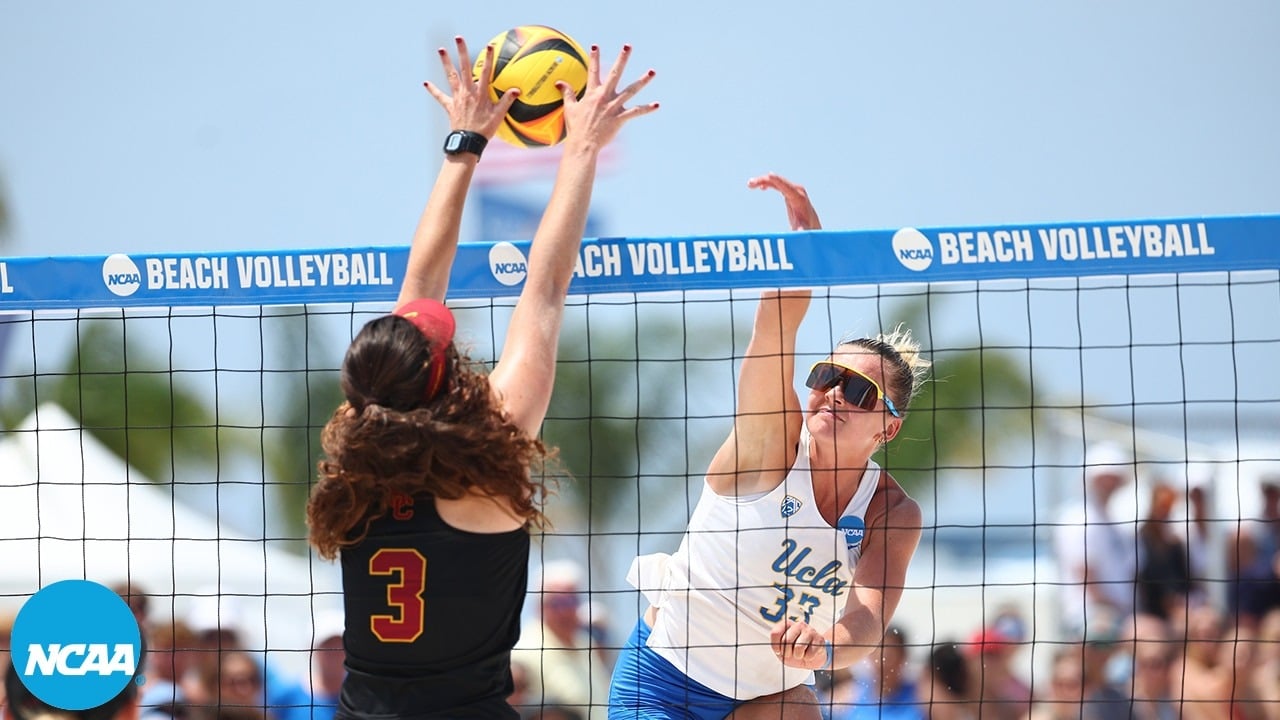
[369,548,426,643]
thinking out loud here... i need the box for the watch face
[445,133,461,152]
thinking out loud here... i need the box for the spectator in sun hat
[1052,442,1138,637]
[512,560,610,720]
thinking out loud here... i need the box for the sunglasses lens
[841,374,879,412]
[805,364,844,391]
[808,363,888,413]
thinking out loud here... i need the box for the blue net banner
[1,215,1277,310]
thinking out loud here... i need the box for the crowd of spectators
[814,447,1280,720]
[3,448,1275,719]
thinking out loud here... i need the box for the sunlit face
[804,347,902,453]
[1131,640,1171,697]
[1049,651,1085,702]
[219,653,262,705]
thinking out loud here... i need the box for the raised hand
[748,173,823,231]
[423,36,520,137]
[557,44,659,151]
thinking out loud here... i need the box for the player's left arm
[396,38,518,308]
[772,482,922,670]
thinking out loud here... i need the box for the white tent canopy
[0,403,340,672]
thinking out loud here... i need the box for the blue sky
[3,1,1278,258]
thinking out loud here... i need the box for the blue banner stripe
[1,215,1276,310]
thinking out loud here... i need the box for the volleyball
[473,25,588,148]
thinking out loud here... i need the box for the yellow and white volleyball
[472,25,588,148]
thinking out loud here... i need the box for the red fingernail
[423,81,430,88]
[623,44,632,52]
[455,35,463,42]
[647,69,655,77]
[437,48,447,56]
[652,102,660,109]
[591,44,599,52]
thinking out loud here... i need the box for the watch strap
[443,130,488,158]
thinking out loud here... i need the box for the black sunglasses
[804,361,901,418]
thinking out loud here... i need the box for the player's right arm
[396,38,518,308]
[706,174,818,496]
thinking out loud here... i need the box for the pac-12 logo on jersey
[838,515,866,549]
[780,495,803,518]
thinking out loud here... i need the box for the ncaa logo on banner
[102,254,142,297]
[9,580,143,711]
[489,242,528,287]
[891,228,934,272]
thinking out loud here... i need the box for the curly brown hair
[306,314,551,560]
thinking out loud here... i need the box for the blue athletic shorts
[607,618,742,720]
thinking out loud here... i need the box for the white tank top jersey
[626,425,883,700]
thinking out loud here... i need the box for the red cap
[966,627,1013,657]
[394,298,456,400]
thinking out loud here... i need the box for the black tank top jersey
[336,494,529,720]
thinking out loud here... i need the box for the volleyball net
[1,215,1278,712]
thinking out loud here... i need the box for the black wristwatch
[442,130,488,158]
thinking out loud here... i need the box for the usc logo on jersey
[391,493,415,521]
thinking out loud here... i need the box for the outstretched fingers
[586,44,601,89]
[453,36,474,85]
[615,68,657,106]
[617,98,661,122]
[435,46,461,91]
[602,44,633,94]
[423,80,450,109]
[473,43,495,94]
